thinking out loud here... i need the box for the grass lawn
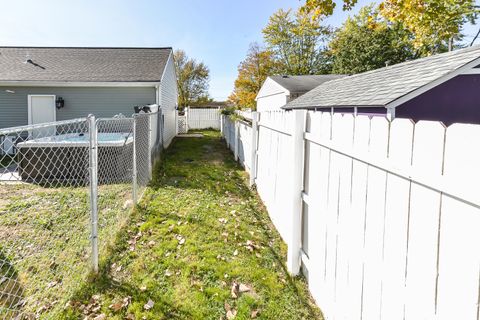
[0,182,133,319]
[60,130,322,320]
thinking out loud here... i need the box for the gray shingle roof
[285,45,480,109]
[270,74,345,93]
[0,47,172,82]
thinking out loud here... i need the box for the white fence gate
[176,107,221,134]
[188,107,221,130]
[177,114,188,134]
[222,111,480,320]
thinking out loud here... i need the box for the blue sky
[0,0,478,101]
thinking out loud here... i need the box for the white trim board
[459,68,480,74]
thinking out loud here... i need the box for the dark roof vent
[24,59,45,70]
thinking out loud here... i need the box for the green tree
[174,49,210,110]
[380,0,477,54]
[301,0,358,18]
[329,5,415,74]
[262,8,331,75]
[302,0,478,54]
[228,43,278,109]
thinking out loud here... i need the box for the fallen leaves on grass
[251,309,260,318]
[231,281,238,299]
[176,235,186,245]
[127,231,143,251]
[108,296,131,312]
[224,302,237,319]
[218,217,228,224]
[147,240,156,247]
[239,283,250,293]
[231,282,253,299]
[245,240,259,252]
[36,301,57,316]
[122,199,133,209]
[74,294,103,319]
[143,299,154,310]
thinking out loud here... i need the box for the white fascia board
[387,56,480,109]
[459,68,480,74]
[256,91,290,100]
[0,81,159,87]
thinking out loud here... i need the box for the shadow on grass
[0,251,27,319]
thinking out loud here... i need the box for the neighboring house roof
[0,47,172,83]
[268,74,345,94]
[284,45,480,110]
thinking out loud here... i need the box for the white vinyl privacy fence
[0,110,164,318]
[177,107,221,133]
[222,117,254,174]
[222,111,480,320]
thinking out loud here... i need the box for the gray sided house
[284,45,480,126]
[0,47,178,143]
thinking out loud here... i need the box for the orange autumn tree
[228,43,279,110]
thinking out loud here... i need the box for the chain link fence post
[148,113,153,181]
[132,115,138,203]
[88,114,99,273]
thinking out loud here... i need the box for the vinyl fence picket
[304,111,331,311]
[436,124,480,320]
[380,119,414,320]
[361,117,390,320]
[333,114,355,320]
[323,112,341,318]
[348,115,372,320]
[404,121,446,320]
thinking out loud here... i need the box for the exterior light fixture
[56,97,65,109]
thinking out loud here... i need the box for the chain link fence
[0,110,162,319]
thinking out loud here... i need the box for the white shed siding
[159,52,178,147]
[256,77,289,112]
[256,92,289,112]
[256,77,286,97]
